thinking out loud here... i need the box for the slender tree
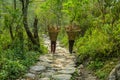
[20,0,40,51]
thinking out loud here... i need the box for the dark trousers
[69,40,75,54]
[51,41,56,53]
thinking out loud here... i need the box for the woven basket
[48,26,60,41]
[65,25,80,40]
[49,31,58,41]
[66,31,78,40]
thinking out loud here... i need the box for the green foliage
[0,48,45,79]
[0,31,47,79]
[70,69,79,80]
[76,28,113,60]
[58,27,68,46]
[74,25,120,79]
[40,44,48,54]
[0,0,48,79]
[74,23,120,79]
[0,31,11,49]
[88,60,104,70]
[95,59,118,80]
[21,51,39,67]
[0,58,26,80]
[60,34,68,47]
[62,0,89,23]
[96,71,107,80]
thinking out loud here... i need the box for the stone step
[21,35,77,80]
[52,74,72,80]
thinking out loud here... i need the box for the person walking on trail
[66,23,80,54]
[48,25,60,54]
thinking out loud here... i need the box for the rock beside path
[52,74,72,80]
[74,64,98,80]
[30,65,46,74]
[108,64,120,80]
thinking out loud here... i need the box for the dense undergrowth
[0,0,49,79]
[58,1,120,78]
[59,22,120,80]
[0,31,47,80]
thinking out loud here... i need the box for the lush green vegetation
[0,0,47,79]
[0,0,120,80]
[58,0,120,80]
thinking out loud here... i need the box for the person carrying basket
[48,25,60,54]
[65,23,80,54]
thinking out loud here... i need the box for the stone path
[18,34,98,80]
[18,34,76,80]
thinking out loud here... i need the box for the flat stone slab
[51,63,64,69]
[39,77,50,80]
[39,56,53,63]
[51,67,62,71]
[37,62,52,68]
[66,55,76,59]
[85,77,97,80]
[52,74,72,80]
[109,64,120,80]
[62,66,76,70]
[41,71,55,77]
[25,73,36,79]
[30,66,46,73]
[52,53,65,57]
[55,58,66,62]
[16,79,26,80]
[58,68,75,74]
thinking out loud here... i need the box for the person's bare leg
[69,40,75,54]
[53,41,56,54]
[51,41,54,53]
[51,41,52,53]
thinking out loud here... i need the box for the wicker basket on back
[48,25,60,41]
[65,24,80,40]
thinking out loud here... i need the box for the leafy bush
[76,28,113,61]
[0,37,47,79]
[0,31,11,50]
[88,60,104,70]
[0,58,26,80]
[0,47,46,79]
[60,35,68,46]
[21,51,40,67]
[58,28,68,47]
[40,44,48,54]
[95,59,118,80]
[74,24,120,79]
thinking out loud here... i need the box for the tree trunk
[33,17,40,50]
[14,0,16,9]
[9,25,14,40]
[8,0,17,41]
[21,0,37,45]
[20,0,40,51]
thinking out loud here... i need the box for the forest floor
[18,34,98,80]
